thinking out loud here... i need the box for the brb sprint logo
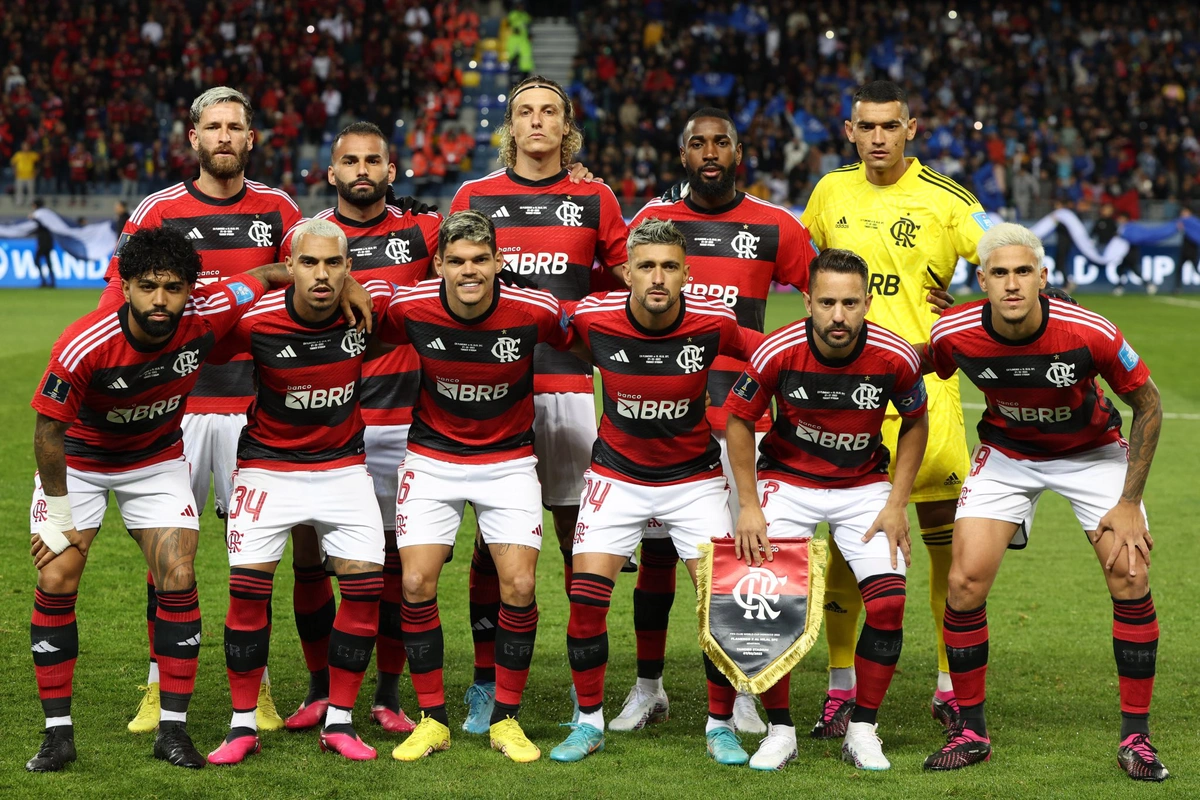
[286,381,355,409]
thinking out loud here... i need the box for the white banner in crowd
[1026,207,1131,267]
[0,208,118,263]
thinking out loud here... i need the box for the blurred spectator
[29,198,55,288]
[506,4,535,82]
[11,139,39,205]
[67,142,92,204]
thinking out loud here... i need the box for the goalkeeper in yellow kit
[801,80,990,738]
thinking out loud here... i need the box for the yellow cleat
[392,715,451,762]
[128,683,160,734]
[490,717,541,763]
[256,682,285,731]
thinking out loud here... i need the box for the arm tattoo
[33,414,72,496]
[1118,379,1162,503]
[245,261,291,290]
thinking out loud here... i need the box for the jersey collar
[625,292,687,337]
[684,191,744,216]
[333,206,390,228]
[439,276,501,325]
[982,294,1050,346]
[894,157,925,191]
[805,318,867,367]
[185,178,247,206]
[505,167,568,187]
[284,285,342,329]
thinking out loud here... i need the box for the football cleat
[810,693,855,739]
[462,681,496,734]
[128,682,161,733]
[286,698,329,731]
[569,684,580,724]
[256,682,285,731]
[371,705,417,733]
[923,724,991,771]
[931,692,960,731]
[207,731,261,766]
[25,726,76,772]
[608,685,669,732]
[549,723,605,763]
[153,723,206,769]
[749,724,798,771]
[392,715,451,761]
[841,721,890,771]
[732,692,767,735]
[706,727,749,766]
[490,717,541,763]
[319,730,377,760]
[1118,733,1169,782]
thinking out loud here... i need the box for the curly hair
[497,75,583,169]
[116,226,203,284]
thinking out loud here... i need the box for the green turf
[0,289,1196,798]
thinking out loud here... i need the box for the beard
[815,321,860,350]
[130,305,180,339]
[197,142,251,180]
[685,162,737,201]
[334,175,389,207]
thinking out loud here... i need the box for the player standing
[450,75,628,733]
[801,80,987,736]
[280,122,440,735]
[614,107,818,734]
[724,249,928,770]
[380,211,578,763]
[549,219,764,765]
[25,227,282,771]
[923,224,1166,781]
[106,87,302,733]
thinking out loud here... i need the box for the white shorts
[533,392,596,507]
[182,412,245,516]
[396,452,544,550]
[225,465,385,566]
[365,424,411,533]
[573,470,731,561]
[955,441,1143,548]
[759,479,904,578]
[644,429,765,540]
[30,457,200,534]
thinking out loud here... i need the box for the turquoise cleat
[462,682,496,735]
[549,723,605,763]
[706,727,749,766]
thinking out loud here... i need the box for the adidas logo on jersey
[277,345,297,358]
[427,338,447,350]
[185,227,204,240]
[177,633,202,647]
[789,386,808,400]
[835,216,849,229]
[944,472,962,486]
[491,206,511,218]
[31,640,61,654]
[977,368,998,380]
[108,377,129,390]
[609,349,630,363]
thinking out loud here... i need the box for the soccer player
[380,210,579,763]
[724,249,929,771]
[25,226,292,771]
[549,219,764,765]
[801,80,988,736]
[206,220,395,764]
[450,74,628,733]
[106,87,302,733]
[280,121,440,735]
[615,107,818,734]
[923,223,1167,781]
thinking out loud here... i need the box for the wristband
[38,494,74,554]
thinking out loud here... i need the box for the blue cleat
[462,682,496,735]
[706,727,749,766]
[549,723,605,763]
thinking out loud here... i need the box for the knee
[401,569,437,602]
[946,566,987,606]
[37,565,82,595]
[1108,567,1150,601]
[157,563,196,592]
[500,571,537,607]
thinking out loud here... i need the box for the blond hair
[977,222,1045,268]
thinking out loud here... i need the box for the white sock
[261,667,270,687]
[577,709,604,730]
[937,671,954,694]
[147,661,159,684]
[829,667,856,692]
[324,706,352,727]
[46,715,72,729]
[161,709,187,724]
[231,710,256,731]
[706,716,734,734]
[636,676,663,695]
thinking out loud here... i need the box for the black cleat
[154,723,206,769]
[931,695,961,731]
[1118,733,1169,782]
[924,723,992,771]
[26,726,77,772]
[809,694,855,739]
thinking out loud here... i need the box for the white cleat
[842,721,890,771]
[749,724,798,771]
[732,692,767,735]
[607,686,669,732]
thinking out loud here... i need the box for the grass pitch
[0,288,1197,798]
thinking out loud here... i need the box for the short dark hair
[438,210,497,256]
[117,226,203,284]
[32,198,44,209]
[684,107,737,143]
[852,81,909,115]
[807,248,869,293]
[332,121,389,155]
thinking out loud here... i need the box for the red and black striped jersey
[451,168,628,394]
[211,280,395,471]
[630,193,818,431]
[725,319,927,489]
[572,292,764,486]
[928,296,1150,460]
[100,179,303,415]
[378,278,574,464]
[282,206,441,426]
[33,275,268,473]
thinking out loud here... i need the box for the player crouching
[725,249,929,770]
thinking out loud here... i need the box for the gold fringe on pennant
[696,538,829,695]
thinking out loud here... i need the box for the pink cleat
[207,734,261,765]
[371,705,417,733]
[319,731,377,760]
[286,699,330,731]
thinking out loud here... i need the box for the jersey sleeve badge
[1118,341,1140,371]
[40,373,72,404]
[227,281,256,305]
[971,211,993,231]
[732,372,760,402]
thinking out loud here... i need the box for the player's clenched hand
[927,288,955,314]
[1096,500,1153,577]
[340,276,374,334]
[565,163,605,184]
[30,528,86,570]
[863,503,911,570]
[734,507,772,567]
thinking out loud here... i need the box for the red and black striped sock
[32,587,78,725]
[225,569,274,718]
[634,537,678,680]
[944,601,989,736]
[293,563,335,678]
[851,574,906,725]
[703,653,735,720]
[327,572,383,718]
[374,548,405,710]
[1113,592,1158,738]
[154,585,201,719]
[567,573,614,713]
[402,597,447,725]
[492,601,539,723]
[468,539,500,685]
[760,673,793,726]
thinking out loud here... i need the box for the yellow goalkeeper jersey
[801,157,991,348]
